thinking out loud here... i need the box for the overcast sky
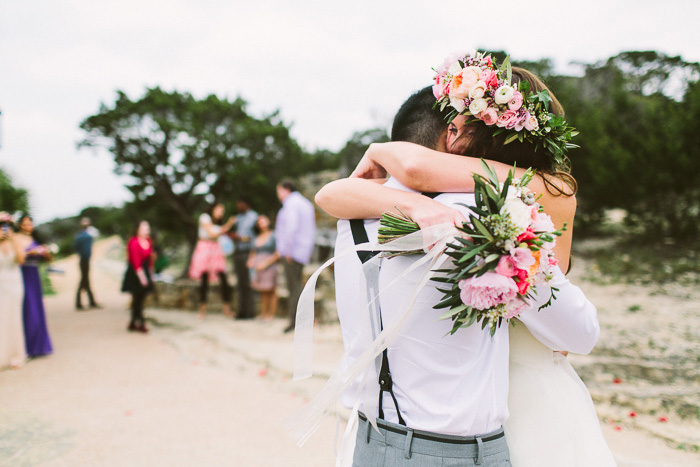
[1,0,698,222]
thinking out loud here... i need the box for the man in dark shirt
[74,217,100,310]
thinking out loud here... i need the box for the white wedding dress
[0,248,26,369]
[504,323,616,466]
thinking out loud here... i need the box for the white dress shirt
[334,178,600,436]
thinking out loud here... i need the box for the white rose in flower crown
[450,96,467,113]
[468,98,488,116]
[494,85,515,105]
[501,198,532,232]
[469,80,488,99]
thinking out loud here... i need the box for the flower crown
[432,49,578,165]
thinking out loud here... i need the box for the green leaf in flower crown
[504,133,519,145]
[537,90,552,110]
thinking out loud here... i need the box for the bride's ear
[435,128,449,153]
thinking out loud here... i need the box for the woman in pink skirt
[189,203,235,319]
[247,215,279,321]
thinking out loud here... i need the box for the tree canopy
[0,167,29,214]
[79,87,336,253]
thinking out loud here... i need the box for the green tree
[0,166,29,213]
[559,52,700,238]
[337,128,390,177]
[79,87,333,272]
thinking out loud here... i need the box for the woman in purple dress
[15,215,53,357]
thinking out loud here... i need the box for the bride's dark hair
[457,67,577,197]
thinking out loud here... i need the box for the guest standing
[74,217,100,310]
[0,212,27,369]
[231,196,258,319]
[275,180,316,333]
[15,215,53,357]
[230,197,258,320]
[247,215,279,322]
[122,221,154,333]
[189,203,235,319]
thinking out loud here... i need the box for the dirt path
[1,237,698,466]
[0,238,334,466]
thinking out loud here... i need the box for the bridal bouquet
[379,161,565,335]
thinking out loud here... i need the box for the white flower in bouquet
[501,198,531,232]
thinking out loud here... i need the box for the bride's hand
[401,195,467,231]
[350,150,386,179]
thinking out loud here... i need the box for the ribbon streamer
[286,223,460,452]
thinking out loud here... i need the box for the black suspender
[349,219,406,426]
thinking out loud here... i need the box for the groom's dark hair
[391,86,448,149]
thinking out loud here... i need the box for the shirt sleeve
[517,267,600,355]
[276,206,298,256]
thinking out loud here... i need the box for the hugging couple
[301,50,616,466]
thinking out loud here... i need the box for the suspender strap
[349,219,406,426]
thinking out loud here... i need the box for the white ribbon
[286,223,460,451]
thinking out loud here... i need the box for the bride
[314,54,616,466]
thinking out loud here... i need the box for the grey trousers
[353,415,511,467]
[283,259,304,327]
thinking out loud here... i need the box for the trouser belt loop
[475,436,484,465]
[365,418,372,444]
[403,428,414,459]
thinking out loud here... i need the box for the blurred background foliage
[2,50,698,280]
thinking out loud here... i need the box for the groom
[332,86,600,465]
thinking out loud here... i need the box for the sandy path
[0,238,334,466]
[1,237,698,466]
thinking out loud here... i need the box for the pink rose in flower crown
[480,107,498,126]
[496,110,518,128]
[478,69,498,88]
[462,66,482,87]
[508,91,523,111]
[524,114,539,131]
[458,272,518,309]
[514,111,530,131]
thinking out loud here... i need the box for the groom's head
[391,86,449,151]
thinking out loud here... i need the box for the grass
[575,236,700,286]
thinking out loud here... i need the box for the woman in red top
[121,220,154,333]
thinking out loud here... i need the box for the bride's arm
[315,178,466,229]
[355,142,552,194]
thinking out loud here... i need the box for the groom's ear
[435,129,449,153]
